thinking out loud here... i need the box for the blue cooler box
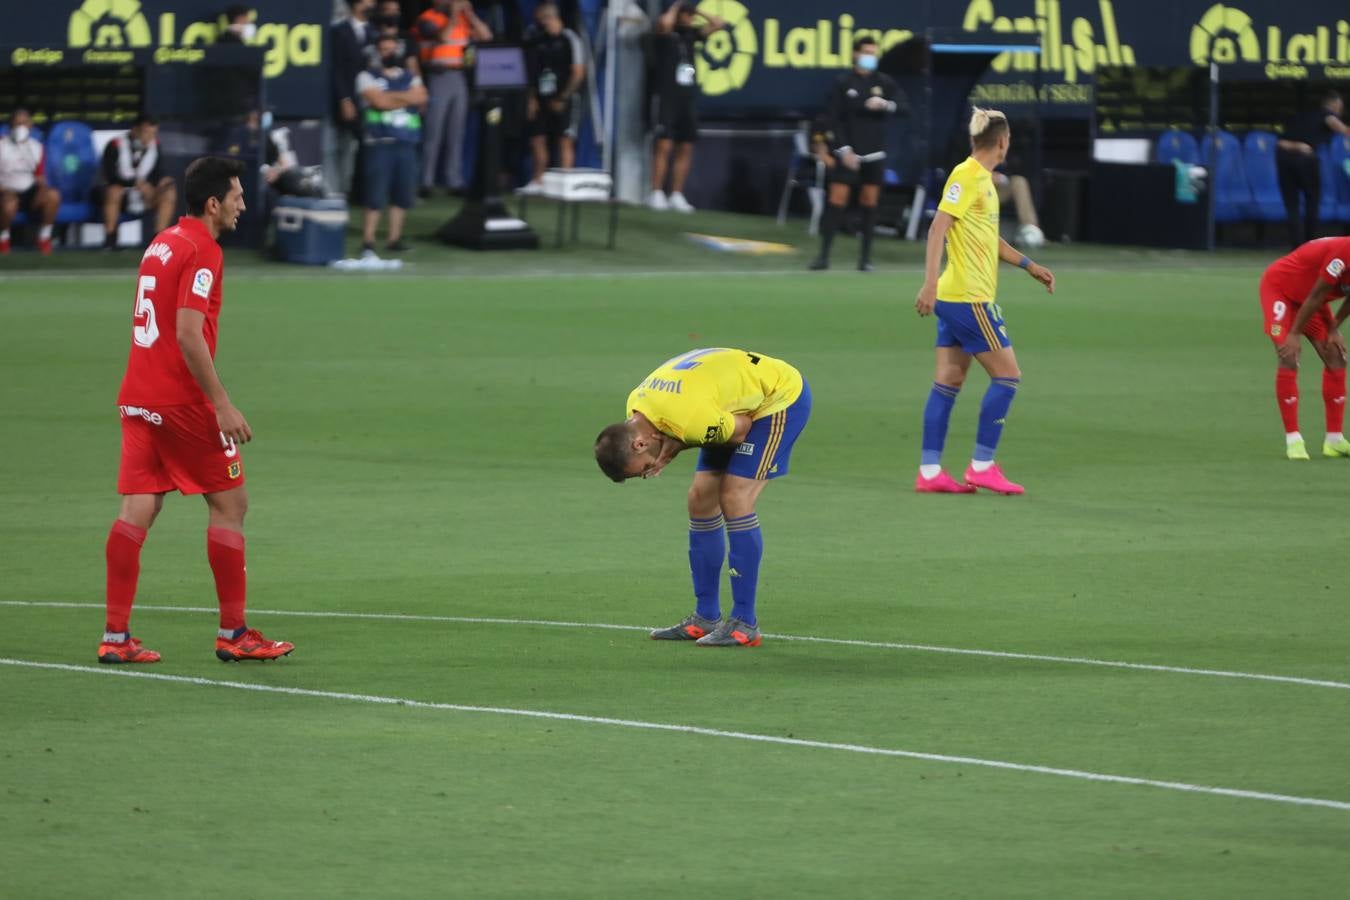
[273,197,347,265]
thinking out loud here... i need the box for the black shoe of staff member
[809,256,829,271]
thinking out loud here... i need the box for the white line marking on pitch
[1,657,1345,812]
[4,599,1348,692]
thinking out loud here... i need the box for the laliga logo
[68,0,153,48]
[1189,3,1260,64]
[695,0,757,97]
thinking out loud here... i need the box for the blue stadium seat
[1156,129,1199,166]
[1206,131,1250,224]
[1242,131,1285,222]
[1317,141,1341,223]
[1317,134,1350,223]
[43,122,98,226]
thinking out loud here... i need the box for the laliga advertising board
[4,0,329,117]
[689,0,1350,117]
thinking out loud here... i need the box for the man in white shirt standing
[0,109,60,256]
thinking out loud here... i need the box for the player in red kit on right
[1262,237,1350,460]
[100,156,293,664]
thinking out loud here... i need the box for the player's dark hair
[853,36,878,52]
[9,107,28,124]
[225,5,250,22]
[134,113,158,127]
[594,423,634,483]
[970,106,1009,150]
[1322,88,1342,104]
[185,156,245,216]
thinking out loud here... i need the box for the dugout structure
[0,45,267,247]
[1089,63,1349,250]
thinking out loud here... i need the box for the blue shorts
[696,381,812,481]
[363,141,417,211]
[934,300,1012,355]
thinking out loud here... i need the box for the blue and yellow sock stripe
[754,410,788,480]
[725,513,760,533]
[972,302,1003,350]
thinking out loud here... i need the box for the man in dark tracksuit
[1277,89,1349,249]
[810,36,900,273]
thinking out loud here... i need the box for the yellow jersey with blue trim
[936,157,1000,303]
[627,349,804,446]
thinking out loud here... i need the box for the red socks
[1276,368,1300,434]
[105,520,147,634]
[1323,368,1346,435]
[207,527,247,631]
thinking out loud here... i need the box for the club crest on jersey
[705,425,720,442]
[1272,325,1283,337]
[192,267,214,299]
[945,182,962,204]
[227,461,241,479]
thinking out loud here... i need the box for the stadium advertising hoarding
[4,0,329,117]
[691,0,1350,116]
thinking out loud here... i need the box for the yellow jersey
[936,157,1000,303]
[627,349,804,446]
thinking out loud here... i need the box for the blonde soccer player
[914,108,1055,495]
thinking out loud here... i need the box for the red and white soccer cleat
[215,628,295,662]
[0,236,10,255]
[964,463,1025,495]
[37,237,52,256]
[914,469,976,493]
[98,636,162,664]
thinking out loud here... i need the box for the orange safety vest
[416,10,471,68]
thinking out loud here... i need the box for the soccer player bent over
[594,349,812,647]
[914,108,1055,495]
[99,157,293,664]
[1263,237,1350,459]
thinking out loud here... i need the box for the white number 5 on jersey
[133,275,159,348]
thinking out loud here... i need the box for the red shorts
[117,403,245,496]
[1261,275,1334,343]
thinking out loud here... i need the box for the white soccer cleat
[1016,223,1045,249]
[647,190,669,211]
[668,191,695,213]
[517,181,544,196]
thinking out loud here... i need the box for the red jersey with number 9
[1262,237,1350,304]
[117,216,224,406]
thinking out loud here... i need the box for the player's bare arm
[999,237,1055,294]
[177,307,251,444]
[916,211,955,316]
[1281,281,1339,363]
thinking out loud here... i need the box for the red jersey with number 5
[1263,237,1350,304]
[117,216,224,406]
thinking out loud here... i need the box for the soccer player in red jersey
[99,157,293,664]
[1263,237,1350,460]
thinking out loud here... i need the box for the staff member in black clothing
[648,1,725,213]
[809,36,900,272]
[521,2,586,193]
[96,116,177,250]
[1277,88,1349,248]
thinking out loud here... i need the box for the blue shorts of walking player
[934,300,1013,354]
[697,381,812,480]
[363,141,417,210]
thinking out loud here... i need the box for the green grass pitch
[1,209,1348,897]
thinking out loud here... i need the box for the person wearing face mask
[356,32,428,256]
[417,0,493,198]
[809,36,900,272]
[0,108,61,255]
[366,1,420,76]
[520,2,586,194]
[96,115,178,251]
[216,6,257,44]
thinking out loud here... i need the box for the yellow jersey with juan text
[627,349,804,446]
[936,157,1000,303]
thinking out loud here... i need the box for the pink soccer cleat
[915,469,976,493]
[964,463,1024,495]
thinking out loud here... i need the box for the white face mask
[231,23,257,41]
[10,125,30,143]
